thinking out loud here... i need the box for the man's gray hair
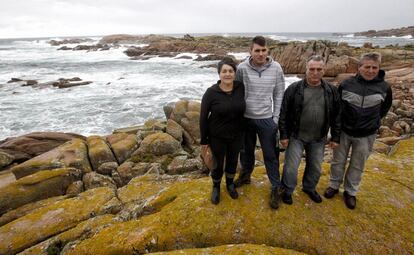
[306,55,325,68]
[360,52,382,65]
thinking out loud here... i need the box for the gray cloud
[0,0,412,38]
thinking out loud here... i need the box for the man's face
[358,59,380,81]
[306,60,325,86]
[250,43,268,66]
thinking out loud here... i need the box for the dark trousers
[240,117,280,190]
[210,136,243,182]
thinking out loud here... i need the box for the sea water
[0,33,412,140]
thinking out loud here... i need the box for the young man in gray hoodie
[235,36,286,209]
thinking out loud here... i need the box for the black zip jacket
[200,80,246,145]
[279,79,341,143]
[339,70,392,137]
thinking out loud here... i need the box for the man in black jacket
[324,52,392,209]
[279,55,341,205]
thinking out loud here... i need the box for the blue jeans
[240,118,280,190]
[282,137,325,195]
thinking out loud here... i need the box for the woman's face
[219,64,235,84]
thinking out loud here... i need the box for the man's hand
[280,139,289,148]
[329,142,339,149]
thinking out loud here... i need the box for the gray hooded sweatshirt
[236,56,285,124]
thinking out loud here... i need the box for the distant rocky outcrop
[6,77,93,89]
[48,38,93,46]
[355,26,414,37]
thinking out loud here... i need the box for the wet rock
[0,168,81,215]
[58,46,72,50]
[48,38,92,46]
[7,78,23,83]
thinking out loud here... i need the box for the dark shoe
[269,189,280,209]
[226,183,239,199]
[343,191,356,209]
[281,191,293,205]
[211,186,220,205]
[324,187,339,199]
[234,173,251,188]
[302,189,322,203]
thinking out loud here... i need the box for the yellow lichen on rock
[148,243,306,254]
[0,187,115,255]
[0,168,81,215]
[19,214,117,255]
[64,138,414,255]
[11,138,91,179]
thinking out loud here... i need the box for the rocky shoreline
[1,34,413,255]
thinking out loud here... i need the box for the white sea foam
[227,52,249,60]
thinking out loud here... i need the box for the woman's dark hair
[217,57,237,74]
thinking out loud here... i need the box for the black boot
[226,178,238,199]
[211,182,220,205]
[234,171,251,187]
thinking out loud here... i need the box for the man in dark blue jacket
[324,52,392,209]
[279,55,341,205]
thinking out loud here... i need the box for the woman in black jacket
[200,57,246,205]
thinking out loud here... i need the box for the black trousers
[210,136,243,182]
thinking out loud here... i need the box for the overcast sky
[0,0,413,38]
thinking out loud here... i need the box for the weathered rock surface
[0,168,81,215]
[137,133,181,156]
[0,187,115,255]
[83,172,117,190]
[87,135,117,172]
[19,214,117,255]
[11,138,91,179]
[149,244,305,254]
[63,138,414,255]
[0,132,85,168]
[354,26,414,37]
[0,195,68,227]
[106,133,139,164]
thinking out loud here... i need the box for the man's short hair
[360,52,382,65]
[306,55,325,65]
[251,36,267,48]
[217,57,237,74]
